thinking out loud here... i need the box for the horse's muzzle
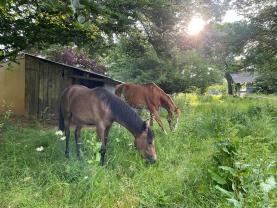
[147,155,157,164]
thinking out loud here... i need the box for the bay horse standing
[115,82,181,134]
[59,85,157,165]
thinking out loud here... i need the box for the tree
[41,45,106,74]
[0,1,93,60]
[0,0,173,61]
[201,22,254,94]
[106,35,222,94]
[1,0,232,93]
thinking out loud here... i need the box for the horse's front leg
[96,124,109,166]
[149,106,167,135]
[153,111,167,135]
[74,125,82,159]
[150,112,154,126]
[104,125,112,147]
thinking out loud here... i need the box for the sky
[187,9,244,35]
[222,10,243,23]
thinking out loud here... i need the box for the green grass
[0,95,276,207]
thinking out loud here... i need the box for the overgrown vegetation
[0,95,276,207]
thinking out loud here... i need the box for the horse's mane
[143,82,168,96]
[95,87,154,142]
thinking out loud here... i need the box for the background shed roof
[230,72,257,84]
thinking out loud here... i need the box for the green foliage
[107,39,223,93]
[206,84,227,95]
[0,0,176,61]
[0,0,232,94]
[254,71,277,94]
[0,100,13,134]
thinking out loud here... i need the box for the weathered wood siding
[25,55,72,119]
[25,54,119,120]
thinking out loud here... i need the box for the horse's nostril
[147,155,157,164]
[149,158,156,164]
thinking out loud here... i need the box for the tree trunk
[225,72,233,95]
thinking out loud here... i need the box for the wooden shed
[25,54,122,120]
[229,72,257,96]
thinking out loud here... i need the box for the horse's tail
[58,87,69,132]
[115,84,125,97]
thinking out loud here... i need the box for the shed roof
[230,72,257,84]
[25,54,122,84]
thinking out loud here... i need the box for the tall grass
[0,95,276,207]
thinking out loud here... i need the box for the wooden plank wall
[25,55,118,120]
[25,56,72,120]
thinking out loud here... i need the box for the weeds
[0,95,276,207]
[0,100,13,134]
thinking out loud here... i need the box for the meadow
[0,94,276,208]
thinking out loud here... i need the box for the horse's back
[62,84,88,97]
[117,83,149,107]
[60,85,112,126]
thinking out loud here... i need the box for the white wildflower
[84,176,88,180]
[36,146,44,152]
[60,136,66,141]
[55,130,63,136]
[260,176,276,193]
[23,176,31,182]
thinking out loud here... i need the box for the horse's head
[134,121,157,164]
[115,84,124,97]
[167,107,181,131]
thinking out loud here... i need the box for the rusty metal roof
[230,72,257,84]
[25,54,122,84]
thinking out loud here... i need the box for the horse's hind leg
[64,121,71,158]
[74,125,82,159]
[64,127,70,158]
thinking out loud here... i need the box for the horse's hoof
[99,159,105,166]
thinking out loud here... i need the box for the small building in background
[0,54,122,120]
[229,72,257,96]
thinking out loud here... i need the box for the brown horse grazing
[59,85,156,165]
[115,82,181,134]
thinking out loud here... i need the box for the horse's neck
[160,94,175,112]
[112,107,143,138]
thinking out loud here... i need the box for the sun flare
[187,17,205,35]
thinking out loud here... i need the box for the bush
[206,84,227,95]
[0,101,13,134]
